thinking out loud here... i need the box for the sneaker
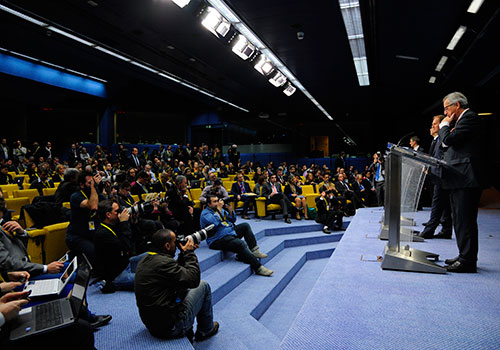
[195,321,219,341]
[252,247,268,258]
[256,265,274,276]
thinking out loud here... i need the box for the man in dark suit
[131,171,153,198]
[419,115,452,239]
[262,173,293,224]
[439,92,487,273]
[230,173,255,219]
[129,147,143,170]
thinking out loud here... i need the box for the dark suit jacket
[439,109,486,189]
[0,228,44,275]
[230,181,252,196]
[262,182,283,200]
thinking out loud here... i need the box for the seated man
[315,190,344,234]
[262,174,294,224]
[130,171,153,198]
[94,200,148,293]
[200,194,273,276]
[29,168,55,196]
[230,173,256,220]
[54,168,80,206]
[199,179,230,207]
[0,165,14,185]
[134,228,219,343]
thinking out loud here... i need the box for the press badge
[88,221,95,230]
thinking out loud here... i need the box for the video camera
[176,224,215,245]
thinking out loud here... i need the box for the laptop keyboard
[35,302,63,330]
[29,280,56,294]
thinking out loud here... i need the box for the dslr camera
[125,196,169,216]
[176,224,215,245]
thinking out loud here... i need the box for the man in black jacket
[134,229,219,342]
[439,92,487,273]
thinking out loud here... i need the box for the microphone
[396,131,414,147]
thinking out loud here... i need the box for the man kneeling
[200,193,273,276]
[134,229,219,343]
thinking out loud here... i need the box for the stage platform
[279,207,500,350]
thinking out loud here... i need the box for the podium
[380,144,447,274]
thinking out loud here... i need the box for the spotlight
[283,83,296,96]
[201,7,231,38]
[171,0,190,8]
[268,70,287,87]
[232,35,255,60]
[254,54,273,76]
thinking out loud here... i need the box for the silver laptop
[10,254,91,341]
[23,257,78,298]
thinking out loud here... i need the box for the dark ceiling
[1,0,499,152]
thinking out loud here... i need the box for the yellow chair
[223,181,234,192]
[26,228,47,264]
[8,171,17,178]
[131,194,140,203]
[254,186,282,219]
[23,175,30,183]
[54,182,60,188]
[188,188,202,208]
[43,222,69,264]
[4,197,30,222]
[22,183,32,190]
[62,202,71,209]
[14,189,39,204]
[227,174,236,181]
[0,184,20,198]
[42,187,57,196]
[302,185,319,209]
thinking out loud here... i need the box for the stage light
[269,70,287,87]
[254,54,273,76]
[232,35,255,60]
[283,83,296,96]
[201,7,230,38]
[429,76,436,84]
[467,0,485,13]
[171,0,190,8]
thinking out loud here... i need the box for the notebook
[9,254,91,341]
[23,257,78,298]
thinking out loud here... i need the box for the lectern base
[379,225,424,242]
[381,244,447,274]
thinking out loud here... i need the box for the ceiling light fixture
[338,0,370,86]
[171,0,191,9]
[201,7,231,38]
[467,0,485,13]
[446,26,467,51]
[231,35,256,60]
[435,56,448,72]
[429,76,436,84]
[283,83,296,96]
[268,70,287,87]
[253,54,273,76]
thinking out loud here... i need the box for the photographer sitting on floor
[200,193,273,277]
[134,228,219,343]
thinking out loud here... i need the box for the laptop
[10,254,91,341]
[23,257,78,298]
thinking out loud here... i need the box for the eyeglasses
[444,103,456,111]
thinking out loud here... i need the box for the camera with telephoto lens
[125,196,169,216]
[176,224,215,245]
[101,172,126,184]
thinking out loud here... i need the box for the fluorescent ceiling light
[446,26,467,50]
[94,46,131,62]
[269,71,287,87]
[201,7,230,38]
[130,60,158,74]
[338,0,370,86]
[46,25,95,46]
[171,0,190,8]
[467,0,485,13]
[435,56,448,72]
[231,35,255,60]
[0,4,47,26]
[254,55,273,76]
[429,76,436,84]
[283,83,296,96]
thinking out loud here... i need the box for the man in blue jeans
[200,193,273,276]
[134,229,218,343]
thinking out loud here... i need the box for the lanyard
[100,223,117,237]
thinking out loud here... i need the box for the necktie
[272,184,277,194]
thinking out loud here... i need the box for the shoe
[195,321,219,341]
[100,281,116,294]
[296,215,302,220]
[322,227,331,234]
[446,261,477,273]
[434,231,452,239]
[241,214,250,220]
[335,226,346,231]
[256,265,274,276]
[252,247,268,259]
[421,221,430,227]
[284,218,291,224]
[444,256,459,265]
[89,314,112,329]
[418,229,435,239]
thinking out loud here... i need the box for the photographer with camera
[134,228,219,343]
[199,179,229,207]
[368,151,385,206]
[315,189,345,234]
[94,200,148,293]
[200,193,273,276]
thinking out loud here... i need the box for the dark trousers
[209,223,261,271]
[426,182,452,234]
[449,188,482,264]
[375,181,385,206]
[268,193,293,216]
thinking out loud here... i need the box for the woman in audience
[52,164,66,183]
[285,174,308,220]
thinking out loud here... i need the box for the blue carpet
[279,208,500,350]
